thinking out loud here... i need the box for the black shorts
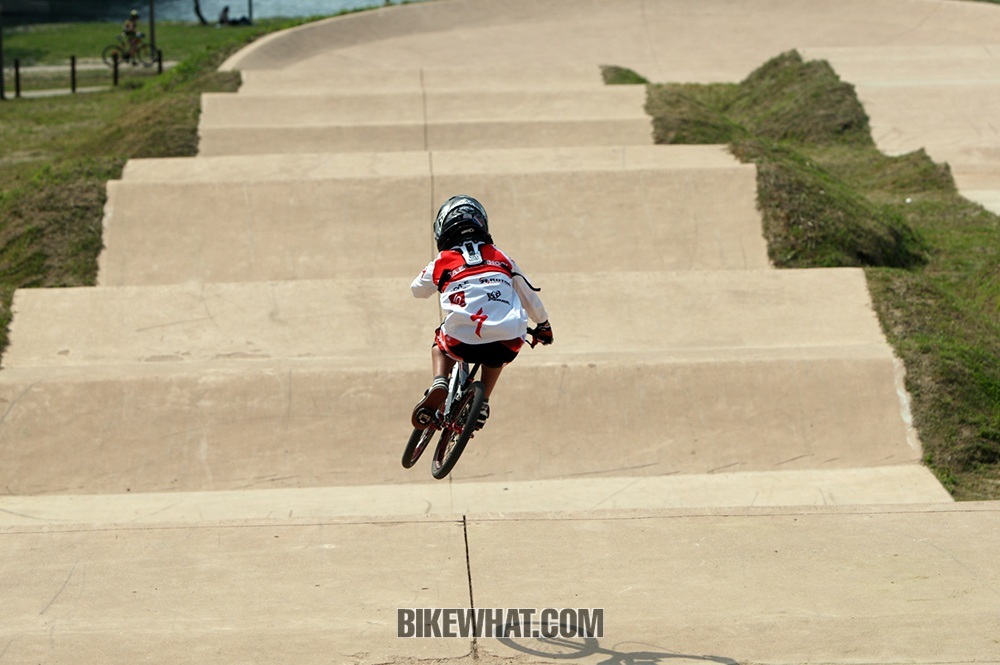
[435,329,522,368]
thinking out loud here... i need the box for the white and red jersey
[411,242,548,345]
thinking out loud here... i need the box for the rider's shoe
[475,400,490,431]
[411,376,448,429]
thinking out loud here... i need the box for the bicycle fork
[441,362,469,425]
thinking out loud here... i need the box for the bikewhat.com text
[397,607,603,638]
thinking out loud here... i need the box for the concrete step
[0,466,951,526]
[2,268,916,494]
[200,88,648,126]
[5,278,434,369]
[950,162,1000,213]
[0,503,995,663]
[804,44,1000,85]
[99,146,766,286]
[853,81,1000,160]
[0,345,918,494]
[121,145,743,182]
[236,65,612,95]
[854,81,1000,214]
[198,119,652,156]
[197,87,651,155]
[8,269,885,369]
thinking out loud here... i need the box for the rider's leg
[480,365,503,399]
[411,344,454,428]
[475,365,502,430]
[432,344,455,380]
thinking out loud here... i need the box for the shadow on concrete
[497,621,738,664]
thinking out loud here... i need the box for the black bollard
[71,55,77,93]
[113,52,119,87]
[0,3,5,101]
[148,0,156,53]
[14,57,20,97]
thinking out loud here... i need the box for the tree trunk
[193,0,208,25]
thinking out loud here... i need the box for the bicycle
[402,327,542,479]
[102,33,154,68]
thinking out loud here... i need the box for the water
[3,0,403,24]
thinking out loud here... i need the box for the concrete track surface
[2,1,998,663]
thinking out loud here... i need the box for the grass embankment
[0,18,321,351]
[638,51,999,499]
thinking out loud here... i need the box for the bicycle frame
[441,361,480,427]
[402,326,543,477]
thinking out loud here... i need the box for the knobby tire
[135,43,155,67]
[402,426,435,468]
[431,381,485,479]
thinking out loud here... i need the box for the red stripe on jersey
[432,245,514,291]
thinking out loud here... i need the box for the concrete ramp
[1,269,923,494]
[805,45,1000,86]
[98,146,767,286]
[0,467,953,526]
[853,82,1000,212]
[803,44,1000,214]
[0,349,920,494]
[9,1,999,662]
[7,269,880,367]
[221,0,1000,83]
[852,83,1000,164]
[1,504,996,664]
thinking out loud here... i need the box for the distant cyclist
[410,195,553,431]
[121,9,142,63]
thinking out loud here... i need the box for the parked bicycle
[402,327,543,479]
[102,33,154,68]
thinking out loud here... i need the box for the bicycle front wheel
[402,426,435,469]
[135,43,155,67]
[431,381,485,479]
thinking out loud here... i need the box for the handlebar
[526,326,546,348]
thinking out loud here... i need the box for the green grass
[0,17,326,352]
[600,65,649,85]
[2,67,160,93]
[0,19,323,93]
[643,49,1000,500]
[2,20,283,66]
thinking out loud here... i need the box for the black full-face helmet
[433,195,491,251]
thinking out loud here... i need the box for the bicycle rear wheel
[431,381,485,479]
[402,426,435,469]
[101,44,124,68]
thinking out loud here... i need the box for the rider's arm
[410,259,438,298]
[511,260,548,324]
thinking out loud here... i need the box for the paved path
[3,61,176,99]
[3,1,1000,663]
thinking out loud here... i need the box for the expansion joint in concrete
[462,514,480,658]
